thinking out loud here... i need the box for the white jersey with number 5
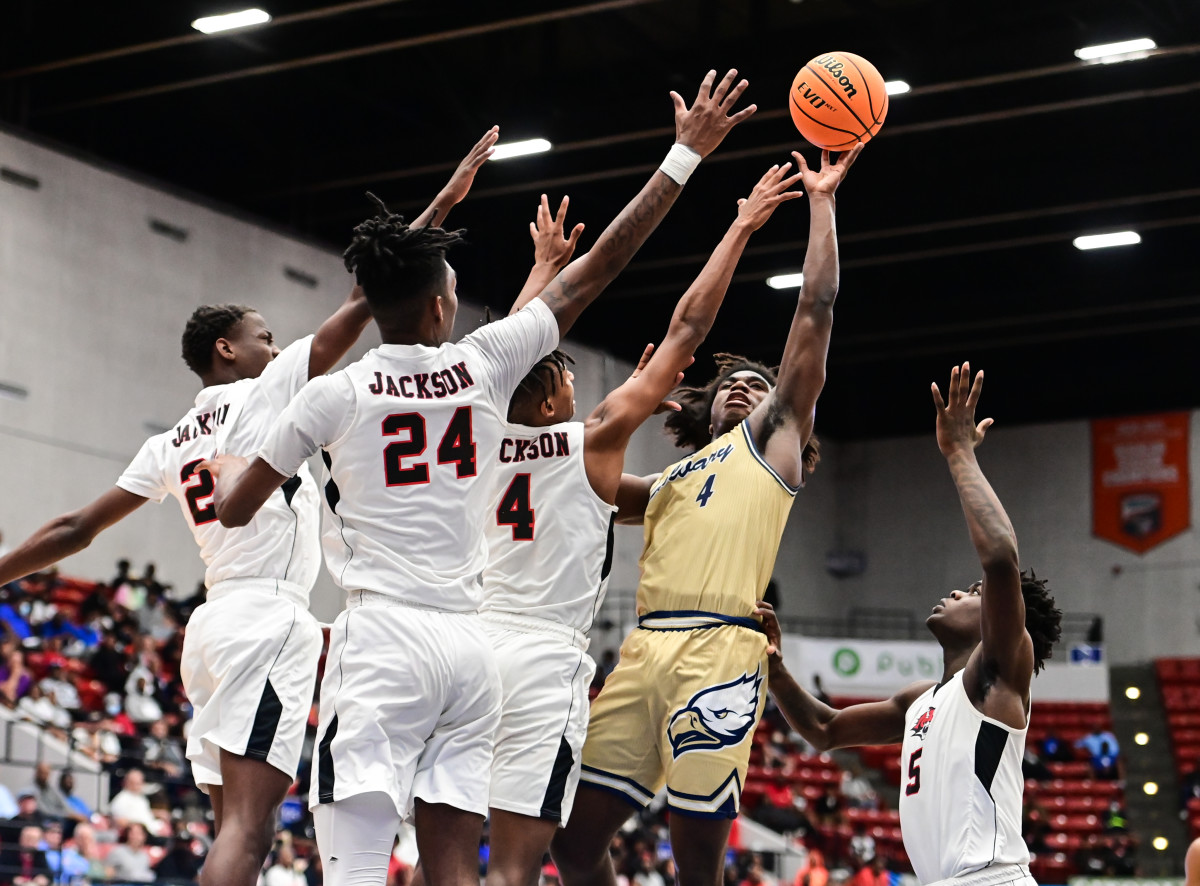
[482,420,617,632]
[115,336,320,598]
[898,669,1030,884]
[259,300,560,610]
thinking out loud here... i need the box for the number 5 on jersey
[497,474,535,540]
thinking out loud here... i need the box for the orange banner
[1091,412,1191,553]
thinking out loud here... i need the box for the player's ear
[214,337,235,363]
[432,293,446,327]
[540,397,555,419]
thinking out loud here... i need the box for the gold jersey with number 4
[580,420,798,818]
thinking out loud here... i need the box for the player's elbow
[215,502,251,529]
[51,513,99,554]
[979,541,1019,574]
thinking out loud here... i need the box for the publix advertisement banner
[779,635,1110,701]
[780,636,943,698]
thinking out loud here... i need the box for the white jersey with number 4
[482,420,617,633]
[260,300,560,611]
[898,669,1030,884]
[116,336,320,598]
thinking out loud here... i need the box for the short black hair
[663,352,820,475]
[508,350,574,421]
[1022,570,1062,674]
[181,304,255,376]
[342,193,465,320]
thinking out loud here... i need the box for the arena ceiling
[3,0,1199,439]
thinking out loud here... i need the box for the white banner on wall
[779,635,1109,702]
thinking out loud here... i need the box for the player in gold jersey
[552,142,863,886]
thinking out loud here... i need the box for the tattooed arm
[535,68,756,337]
[932,363,1034,713]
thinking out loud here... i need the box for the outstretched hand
[672,69,757,159]
[530,194,585,270]
[629,343,686,414]
[736,162,806,231]
[438,126,501,209]
[793,142,864,198]
[931,361,993,457]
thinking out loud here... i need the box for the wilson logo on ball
[789,51,889,151]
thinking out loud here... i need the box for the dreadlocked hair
[1021,569,1062,674]
[508,350,575,421]
[663,353,821,475]
[181,304,255,376]
[342,192,465,313]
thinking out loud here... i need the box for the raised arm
[748,144,863,487]
[583,164,804,502]
[757,602,931,751]
[933,364,1032,700]
[510,194,585,314]
[0,488,148,586]
[536,68,756,337]
[410,126,499,229]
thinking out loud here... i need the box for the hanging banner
[1091,412,1190,554]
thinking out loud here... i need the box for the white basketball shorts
[483,610,596,826]
[182,579,322,791]
[311,591,502,818]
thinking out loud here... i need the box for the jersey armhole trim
[740,422,801,495]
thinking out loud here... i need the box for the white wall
[0,128,676,624]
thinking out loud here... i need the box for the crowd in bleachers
[0,561,325,885]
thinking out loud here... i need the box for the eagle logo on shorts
[910,706,936,739]
[666,669,762,758]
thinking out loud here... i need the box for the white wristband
[659,143,702,185]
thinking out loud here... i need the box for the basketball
[789,51,889,150]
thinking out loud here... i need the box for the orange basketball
[789,51,888,150]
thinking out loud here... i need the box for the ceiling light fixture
[885,80,911,96]
[192,9,272,35]
[766,273,804,290]
[1074,231,1141,251]
[488,139,552,161]
[1074,38,1156,63]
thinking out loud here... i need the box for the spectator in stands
[57,773,91,822]
[70,712,121,765]
[36,659,80,716]
[1021,745,1052,781]
[1076,727,1120,759]
[1099,834,1139,876]
[794,850,828,886]
[848,822,875,867]
[87,634,129,695]
[40,820,87,884]
[0,825,52,886]
[840,762,878,810]
[1104,799,1128,832]
[0,650,33,706]
[850,854,889,886]
[761,731,794,772]
[110,560,133,593]
[20,764,79,825]
[15,685,71,734]
[264,838,308,886]
[0,792,43,846]
[633,847,666,886]
[141,718,186,782]
[123,663,162,725]
[1088,739,1122,780]
[1040,732,1072,762]
[813,786,841,827]
[65,824,108,883]
[736,854,777,886]
[154,821,204,883]
[108,769,157,832]
[753,771,812,835]
[105,823,155,883]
